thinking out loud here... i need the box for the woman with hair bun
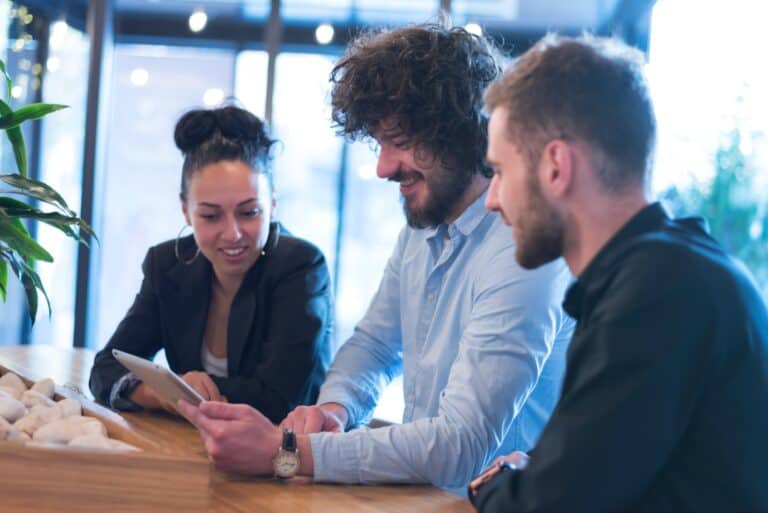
[89,105,332,423]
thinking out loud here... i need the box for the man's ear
[540,139,574,199]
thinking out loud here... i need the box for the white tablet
[112,349,204,409]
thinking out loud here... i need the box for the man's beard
[397,164,474,229]
[514,176,565,269]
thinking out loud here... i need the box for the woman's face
[182,160,274,280]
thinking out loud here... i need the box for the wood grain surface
[0,345,474,513]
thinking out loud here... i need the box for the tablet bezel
[112,349,204,409]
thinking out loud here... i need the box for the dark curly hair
[174,105,276,200]
[330,23,503,178]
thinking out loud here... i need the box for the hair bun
[213,106,268,145]
[174,106,270,153]
[174,109,218,153]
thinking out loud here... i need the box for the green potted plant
[0,58,93,322]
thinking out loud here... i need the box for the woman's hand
[128,382,165,410]
[181,371,225,402]
[129,371,225,415]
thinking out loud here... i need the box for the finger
[187,375,213,401]
[479,457,503,476]
[199,400,254,421]
[325,413,344,432]
[281,407,312,432]
[178,399,204,427]
[299,412,316,434]
[201,375,223,402]
[279,412,296,431]
[509,451,530,469]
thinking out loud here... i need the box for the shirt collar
[563,202,670,320]
[425,188,491,242]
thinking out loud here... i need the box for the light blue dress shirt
[309,191,574,490]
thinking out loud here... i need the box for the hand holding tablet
[112,349,205,412]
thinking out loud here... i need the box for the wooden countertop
[0,345,474,513]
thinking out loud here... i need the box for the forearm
[307,414,495,488]
[128,382,163,410]
[317,330,402,427]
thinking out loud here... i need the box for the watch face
[274,450,299,478]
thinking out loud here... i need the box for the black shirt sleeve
[89,248,163,405]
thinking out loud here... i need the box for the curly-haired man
[180,24,574,493]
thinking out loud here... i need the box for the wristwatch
[273,429,300,479]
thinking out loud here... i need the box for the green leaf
[0,194,97,243]
[7,126,26,176]
[0,215,53,262]
[0,99,27,176]
[0,173,73,213]
[0,196,30,209]
[0,60,12,101]
[0,103,68,130]
[1,209,90,243]
[21,270,37,322]
[0,258,7,302]
[3,249,51,322]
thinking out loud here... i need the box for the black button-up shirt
[472,202,768,512]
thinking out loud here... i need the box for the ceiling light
[189,9,208,33]
[315,23,334,45]
[357,163,377,181]
[203,88,224,107]
[46,57,61,73]
[464,22,483,37]
[50,20,68,50]
[130,68,149,87]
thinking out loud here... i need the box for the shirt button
[427,292,435,300]
[407,394,415,402]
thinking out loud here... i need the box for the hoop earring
[260,221,280,257]
[174,224,200,265]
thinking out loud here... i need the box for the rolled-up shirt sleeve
[311,255,568,488]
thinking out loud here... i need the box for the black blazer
[89,223,332,423]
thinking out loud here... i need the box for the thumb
[325,412,344,432]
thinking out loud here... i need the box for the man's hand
[178,400,282,475]
[468,451,529,496]
[180,371,225,402]
[279,403,348,434]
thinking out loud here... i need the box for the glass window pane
[335,142,402,343]
[337,142,405,423]
[648,0,768,299]
[453,0,519,24]
[234,50,268,119]
[92,44,236,349]
[30,22,89,347]
[281,0,438,24]
[356,0,438,24]
[282,0,353,22]
[269,52,341,282]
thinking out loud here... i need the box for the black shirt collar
[562,202,670,320]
